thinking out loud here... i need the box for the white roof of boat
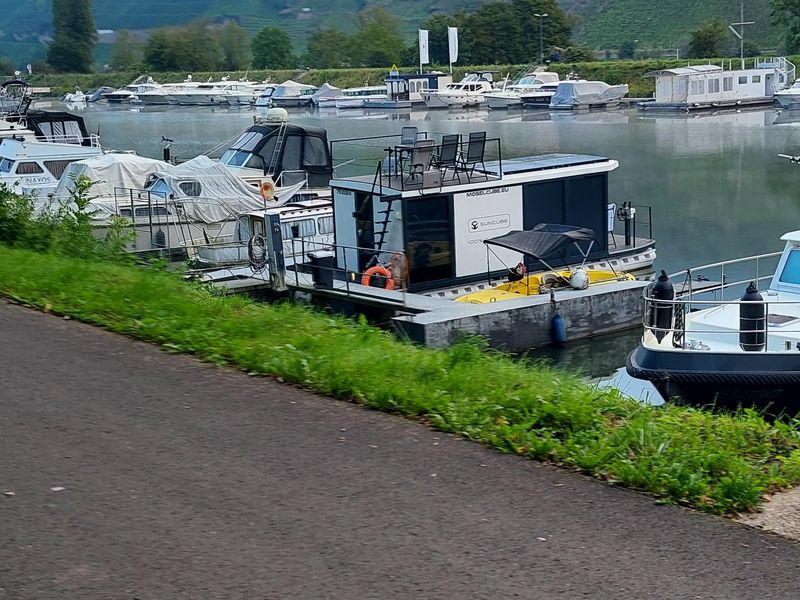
[780,230,800,243]
[645,64,724,77]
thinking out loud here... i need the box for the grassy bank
[2,244,800,514]
[29,56,800,100]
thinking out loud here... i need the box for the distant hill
[0,0,785,65]
[560,0,780,52]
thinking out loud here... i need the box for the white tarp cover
[273,80,316,98]
[149,155,300,224]
[549,81,629,108]
[312,82,341,103]
[53,153,169,202]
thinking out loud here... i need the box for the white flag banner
[448,27,459,64]
[419,29,430,65]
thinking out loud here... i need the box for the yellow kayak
[455,269,634,304]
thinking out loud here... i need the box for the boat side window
[752,75,761,83]
[16,161,44,175]
[120,208,132,218]
[179,181,202,196]
[779,250,800,285]
[318,215,334,234]
[723,77,733,92]
[148,179,170,196]
[282,136,302,171]
[0,158,13,174]
[739,76,748,84]
[43,160,73,179]
[281,218,315,239]
[708,78,720,93]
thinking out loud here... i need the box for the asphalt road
[2,300,800,599]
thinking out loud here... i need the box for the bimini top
[644,65,724,78]
[485,223,597,260]
[24,110,92,145]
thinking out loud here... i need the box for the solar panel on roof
[483,153,610,175]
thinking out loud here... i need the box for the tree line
[41,0,588,74]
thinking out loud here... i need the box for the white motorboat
[549,80,629,110]
[775,79,800,108]
[63,87,88,103]
[0,110,103,196]
[485,71,560,109]
[331,85,387,109]
[520,83,560,107]
[102,84,139,103]
[627,230,800,410]
[164,80,234,106]
[422,71,497,109]
[310,83,341,107]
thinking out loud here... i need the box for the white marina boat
[163,80,238,106]
[485,71,560,109]
[775,79,800,109]
[627,230,800,410]
[264,80,317,108]
[332,85,387,109]
[63,88,88,103]
[0,109,103,196]
[639,58,795,112]
[549,80,629,110]
[422,71,497,109]
[102,84,139,103]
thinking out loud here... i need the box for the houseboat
[363,68,453,109]
[638,58,795,112]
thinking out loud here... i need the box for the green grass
[3,244,800,515]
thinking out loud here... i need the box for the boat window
[231,131,262,152]
[752,75,761,83]
[779,250,800,285]
[16,161,44,175]
[739,76,748,84]
[281,218,316,239]
[36,121,83,144]
[303,136,328,168]
[148,179,170,196]
[221,149,249,167]
[245,153,264,170]
[708,78,720,93]
[690,80,705,95]
[0,158,13,174]
[723,77,733,92]
[318,215,334,234]
[120,208,132,218]
[43,160,74,179]
[179,181,202,196]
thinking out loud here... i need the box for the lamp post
[534,13,548,65]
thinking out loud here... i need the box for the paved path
[1,300,799,599]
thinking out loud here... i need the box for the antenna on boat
[729,2,754,70]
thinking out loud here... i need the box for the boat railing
[641,250,793,351]
[608,202,652,244]
[289,237,409,296]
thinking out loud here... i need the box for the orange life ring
[361,265,395,290]
[259,180,275,200]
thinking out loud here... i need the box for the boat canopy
[549,81,629,108]
[52,153,169,201]
[24,110,92,145]
[485,223,597,260]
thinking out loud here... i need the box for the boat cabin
[383,68,453,103]
[329,133,625,292]
[220,113,332,190]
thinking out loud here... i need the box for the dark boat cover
[485,223,597,260]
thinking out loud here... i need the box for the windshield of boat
[779,248,800,285]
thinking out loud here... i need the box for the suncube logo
[467,214,510,233]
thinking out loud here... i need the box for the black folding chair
[431,134,460,182]
[460,131,487,181]
[404,139,436,186]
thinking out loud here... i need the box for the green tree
[144,22,221,71]
[618,40,637,60]
[687,20,729,58]
[110,30,143,71]
[304,28,351,68]
[771,0,800,53]
[47,0,97,73]
[349,7,406,67]
[251,27,295,69]
[0,57,14,75]
[217,21,251,70]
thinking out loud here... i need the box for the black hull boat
[626,231,800,414]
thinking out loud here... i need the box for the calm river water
[50,100,800,389]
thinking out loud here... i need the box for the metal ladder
[266,121,288,175]
[367,163,395,253]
